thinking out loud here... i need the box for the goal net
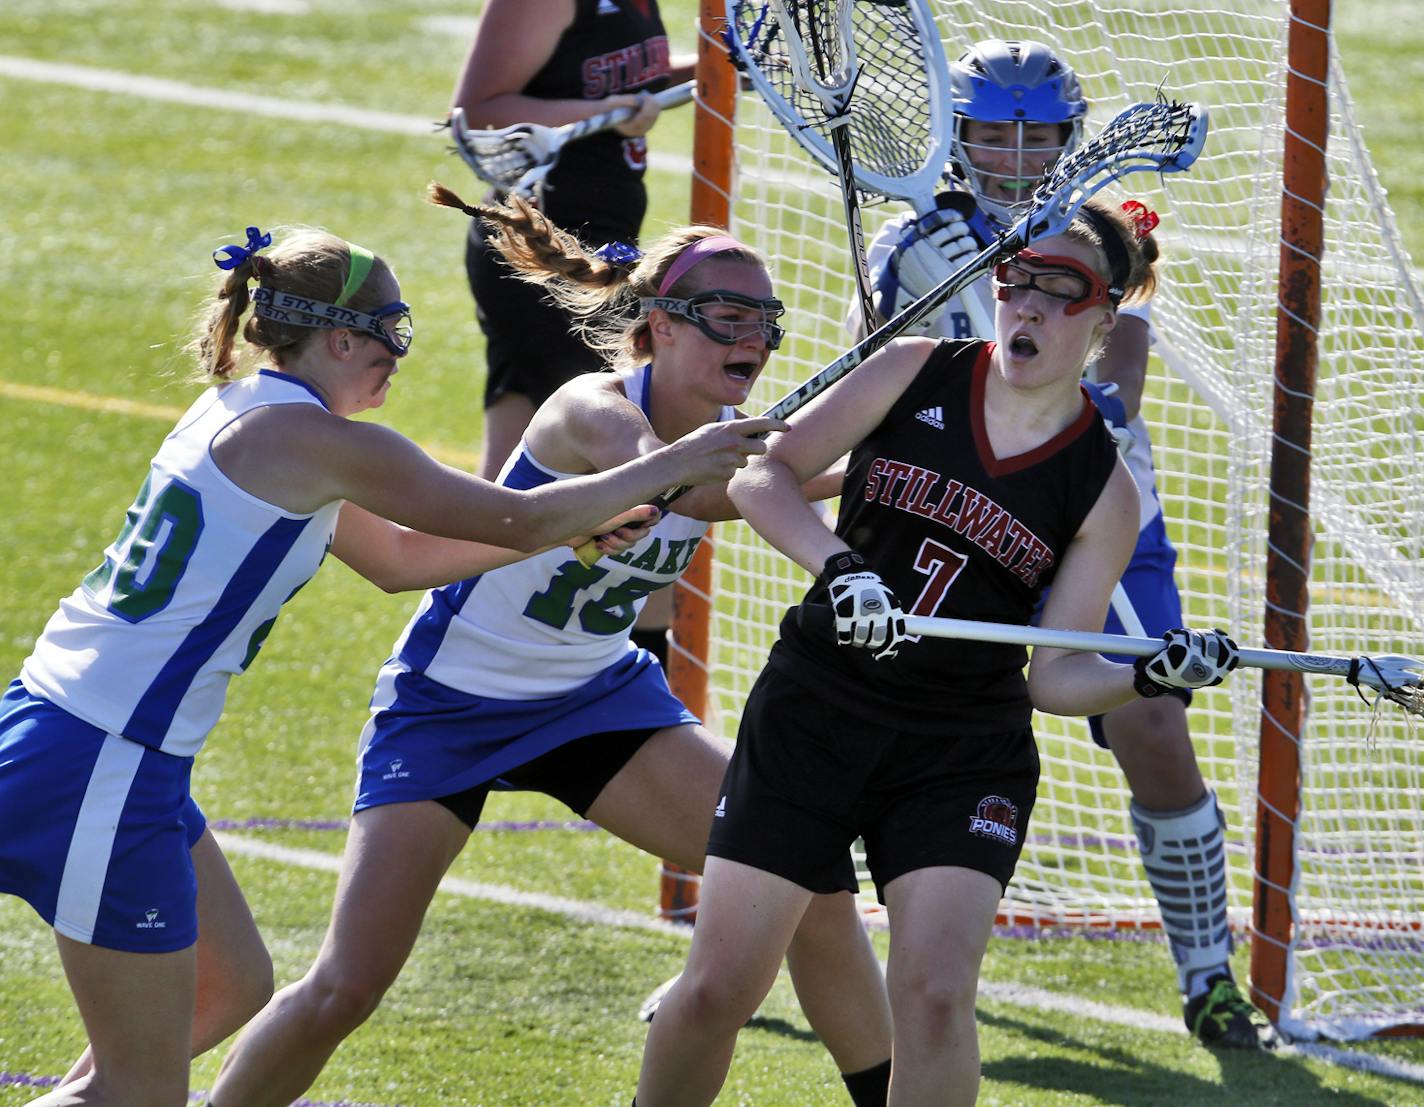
[687,0,1424,1041]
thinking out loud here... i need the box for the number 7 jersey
[773,340,1119,735]
[20,371,341,758]
[381,363,732,700]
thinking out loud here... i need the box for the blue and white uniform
[355,364,727,811]
[0,370,340,950]
[866,202,1185,740]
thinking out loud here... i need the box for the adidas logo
[714,795,727,818]
[597,0,619,12]
[915,406,944,429]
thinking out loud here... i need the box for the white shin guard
[1129,790,1233,995]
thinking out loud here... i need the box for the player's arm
[1025,460,1142,715]
[528,379,813,523]
[329,502,658,592]
[1093,313,1151,421]
[450,0,646,128]
[728,338,936,572]
[214,401,773,553]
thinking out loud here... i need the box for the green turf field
[2,2,1423,1104]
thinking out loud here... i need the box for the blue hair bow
[213,226,273,271]
[595,240,642,268]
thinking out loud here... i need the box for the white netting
[700,0,1424,1040]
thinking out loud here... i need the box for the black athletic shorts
[706,666,1039,899]
[465,220,609,409]
[435,726,656,828]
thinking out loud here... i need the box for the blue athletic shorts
[1034,512,1188,747]
[1090,511,1188,745]
[354,650,698,812]
[0,680,206,953]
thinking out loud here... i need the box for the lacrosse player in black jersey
[636,198,1244,1106]
[452,0,698,670]
[858,39,1274,1051]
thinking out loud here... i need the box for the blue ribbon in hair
[595,240,643,267]
[213,226,273,271]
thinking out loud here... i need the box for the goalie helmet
[948,40,1088,225]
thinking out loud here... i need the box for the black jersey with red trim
[771,339,1120,734]
[523,0,670,242]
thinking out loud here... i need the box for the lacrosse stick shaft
[452,82,695,195]
[575,102,1207,564]
[573,232,1019,565]
[557,80,695,144]
[902,615,1398,683]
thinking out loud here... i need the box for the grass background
[1,1,1422,1104]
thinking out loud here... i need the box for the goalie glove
[1133,628,1240,697]
[822,550,907,662]
[1080,379,1136,455]
[871,201,982,333]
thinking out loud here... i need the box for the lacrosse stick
[448,81,694,199]
[751,0,889,323]
[572,98,1208,565]
[902,615,1424,717]
[727,0,983,330]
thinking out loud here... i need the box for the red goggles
[993,250,1120,316]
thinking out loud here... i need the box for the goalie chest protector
[522,0,671,242]
[772,339,1120,735]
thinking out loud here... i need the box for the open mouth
[724,361,758,382]
[1008,333,1039,358]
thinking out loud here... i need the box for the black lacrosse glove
[1133,628,1240,698]
[821,550,907,662]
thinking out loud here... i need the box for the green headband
[335,243,375,307]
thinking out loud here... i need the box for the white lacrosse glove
[871,204,981,333]
[1133,628,1240,697]
[1080,379,1137,455]
[822,550,907,662]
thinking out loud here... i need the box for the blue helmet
[948,40,1088,224]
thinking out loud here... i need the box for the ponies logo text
[968,795,1019,846]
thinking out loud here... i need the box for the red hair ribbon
[1121,200,1160,241]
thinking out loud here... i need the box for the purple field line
[0,1073,391,1106]
[209,817,599,832]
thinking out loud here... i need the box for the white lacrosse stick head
[1349,655,1424,716]
[449,107,559,198]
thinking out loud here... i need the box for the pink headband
[658,235,751,296]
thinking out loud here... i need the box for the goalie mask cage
[666,0,1424,1042]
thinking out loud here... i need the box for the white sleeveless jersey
[865,206,1163,532]
[383,364,732,700]
[21,371,342,758]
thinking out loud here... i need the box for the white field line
[0,55,691,177]
[217,833,692,939]
[218,832,1424,1087]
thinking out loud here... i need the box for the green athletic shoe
[1184,976,1279,1050]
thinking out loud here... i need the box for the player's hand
[665,416,789,486]
[822,550,907,661]
[568,505,660,557]
[611,92,661,138]
[872,205,980,332]
[1080,379,1136,455]
[1133,628,1239,697]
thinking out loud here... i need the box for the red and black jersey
[772,339,1120,734]
[523,0,671,242]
